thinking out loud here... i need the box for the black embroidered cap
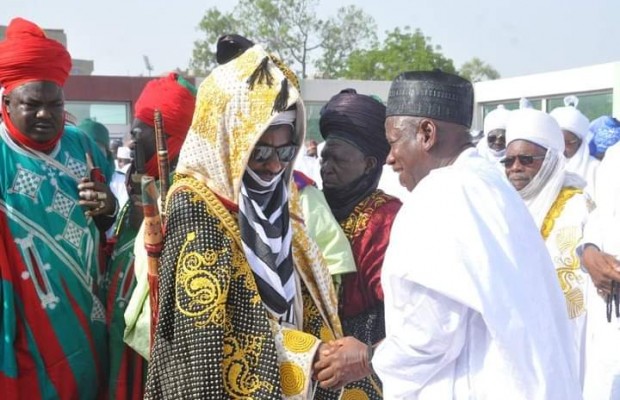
[386,69,474,128]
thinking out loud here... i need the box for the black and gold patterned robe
[145,177,342,399]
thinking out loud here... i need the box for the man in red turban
[106,72,196,400]
[0,18,115,399]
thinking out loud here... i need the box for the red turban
[134,72,196,177]
[0,18,72,93]
[0,18,72,152]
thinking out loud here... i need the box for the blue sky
[3,0,619,78]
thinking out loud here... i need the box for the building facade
[60,62,620,140]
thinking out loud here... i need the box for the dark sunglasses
[251,144,298,163]
[487,133,506,144]
[500,155,546,168]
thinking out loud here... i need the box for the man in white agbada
[503,107,593,385]
[476,104,510,167]
[580,141,620,400]
[312,70,581,399]
[550,95,599,198]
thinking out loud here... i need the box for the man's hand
[78,177,116,217]
[582,244,620,295]
[313,337,372,390]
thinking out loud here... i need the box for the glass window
[305,102,326,142]
[65,101,130,125]
[546,91,612,120]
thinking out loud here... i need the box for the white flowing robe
[582,142,620,400]
[541,188,593,386]
[565,141,599,200]
[373,148,582,400]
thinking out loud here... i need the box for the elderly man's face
[487,128,506,152]
[503,139,547,191]
[385,116,428,191]
[320,138,370,189]
[4,81,65,143]
[247,124,297,182]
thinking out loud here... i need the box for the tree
[190,8,238,75]
[190,0,376,78]
[314,5,377,78]
[341,27,456,81]
[459,57,500,82]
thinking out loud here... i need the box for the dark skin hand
[313,337,372,390]
[78,177,117,231]
[582,244,620,295]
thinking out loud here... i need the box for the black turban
[319,89,389,164]
[386,69,474,128]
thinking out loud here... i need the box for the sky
[3,0,620,79]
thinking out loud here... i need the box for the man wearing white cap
[550,96,599,198]
[476,104,511,167]
[504,108,593,385]
[110,146,132,213]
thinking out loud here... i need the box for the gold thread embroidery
[540,187,581,241]
[341,191,390,240]
[175,231,228,327]
[279,362,305,396]
[282,330,315,353]
[540,187,585,319]
[342,388,371,400]
[554,227,585,318]
[222,334,274,396]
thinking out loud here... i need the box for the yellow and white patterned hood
[176,44,306,205]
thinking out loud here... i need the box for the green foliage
[190,0,376,78]
[314,5,377,78]
[341,27,456,81]
[459,57,500,82]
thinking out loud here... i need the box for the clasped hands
[313,336,373,390]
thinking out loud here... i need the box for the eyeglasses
[250,144,297,163]
[500,154,546,168]
[487,134,506,144]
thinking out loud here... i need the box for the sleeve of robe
[372,283,470,399]
[145,187,323,400]
[298,185,356,278]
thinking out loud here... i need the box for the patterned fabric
[104,203,146,400]
[540,186,590,319]
[147,41,341,399]
[239,170,295,317]
[0,124,110,399]
[146,177,341,399]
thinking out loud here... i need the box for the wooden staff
[143,109,171,346]
[153,109,170,218]
[141,176,162,346]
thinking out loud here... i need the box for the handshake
[312,336,376,390]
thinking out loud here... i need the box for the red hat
[134,73,196,177]
[0,18,72,93]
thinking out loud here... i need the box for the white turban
[483,105,511,134]
[117,146,132,159]
[505,108,574,230]
[506,108,565,153]
[270,109,296,127]
[549,96,589,140]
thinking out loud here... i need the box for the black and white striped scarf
[239,167,296,322]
